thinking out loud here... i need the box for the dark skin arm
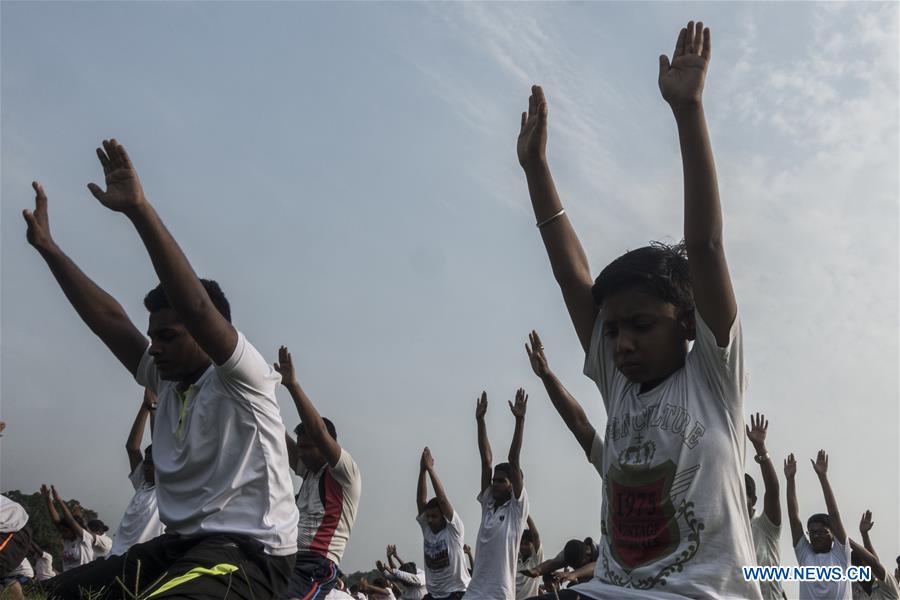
[284,433,298,473]
[51,487,86,538]
[41,485,60,525]
[858,511,886,580]
[526,515,541,552]
[849,539,887,582]
[87,139,238,365]
[784,454,803,546]
[23,182,147,376]
[746,413,780,526]
[517,87,597,352]
[386,545,399,570]
[527,331,596,455]
[507,389,527,499]
[126,390,155,473]
[476,392,492,494]
[274,346,342,467]
[417,450,428,515]
[811,450,847,544]
[522,556,566,578]
[421,447,454,520]
[660,22,737,346]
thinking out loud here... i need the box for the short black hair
[494,462,515,479]
[144,279,231,322]
[424,498,441,512]
[295,418,337,441]
[807,513,832,530]
[744,473,757,500]
[400,562,417,574]
[563,539,591,568]
[592,241,693,317]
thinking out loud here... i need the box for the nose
[615,329,636,354]
[148,341,163,357]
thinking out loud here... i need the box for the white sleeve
[583,312,617,412]
[128,461,146,491]
[588,431,604,476]
[135,349,161,395]
[216,332,280,399]
[328,449,360,490]
[93,534,113,554]
[687,312,746,412]
[794,536,813,565]
[447,510,464,538]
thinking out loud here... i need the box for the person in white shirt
[519,537,599,586]
[463,390,530,600]
[276,345,362,599]
[86,520,113,559]
[380,545,426,600]
[517,20,761,600]
[40,485,94,572]
[415,447,470,600]
[849,511,899,600]
[746,413,784,600]
[25,139,298,599]
[786,450,851,600]
[27,544,56,581]
[515,517,543,600]
[360,577,396,599]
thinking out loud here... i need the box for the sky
[1,0,898,591]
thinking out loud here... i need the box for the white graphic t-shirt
[751,513,783,600]
[572,313,762,599]
[417,510,470,596]
[62,529,94,572]
[463,487,529,600]
[795,537,851,600]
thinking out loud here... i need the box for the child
[517,21,760,599]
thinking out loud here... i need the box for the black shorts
[44,532,295,599]
[0,524,32,578]
[279,551,341,599]
[424,593,465,600]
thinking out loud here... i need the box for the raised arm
[522,555,566,579]
[526,331,596,455]
[784,454,803,546]
[526,515,541,552]
[87,139,238,365]
[126,390,155,473]
[811,450,847,544]
[849,538,887,583]
[417,448,429,515]
[274,346,342,467]
[517,86,597,352]
[746,413,780,526]
[41,485,60,525]
[386,545,399,570]
[423,447,454,520]
[23,182,147,376]
[859,510,879,559]
[51,487,86,537]
[476,392,492,494]
[507,388,527,498]
[464,544,474,572]
[284,433,298,474]
[659,22,736,345]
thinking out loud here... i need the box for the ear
[681,309,697,341]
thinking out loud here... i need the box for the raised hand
[273,346,298,388]
[421,447,434,471]
[525,330,551,378]
[811,450,828,477]
[509,388,528,419]
[745,412,768,448]
[40,484,51,498]
[517,85,549,169]
[386,544,397,558]
[50,485,61,502]
[86,139,147,213]
[784,453,797,479]
[859,510,874,534]
[475,391,488,420]
[376,560,387,572]
[23,182,56,251]
[463,544,472,555]
[658,21,711,108]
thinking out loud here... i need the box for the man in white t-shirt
[746,413,784,600]
[415,447,470,600]
[86,520,113,559]
[519,537,599,587]
[275,345,362,599]
[27,140,299,599]
[381,545,426,600]
[463,390,530,600]
[849,510,899,600]
[786,450,852,600]
[109,391,166,558]
[515,517,543,599]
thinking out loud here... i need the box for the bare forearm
[540,371,594,454]
[786,476,802,543]
[428,468,453,515]
[751,441,781,525]
[672,104,722,248]
[417,467,428,513]
[477,418,492,466]
[44,497,60,524]
[508,416,525,466]
[817,474,845,542]
[126,405,150,471]
[861,531,878,558]
[285,381,329,444]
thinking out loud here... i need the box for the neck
[177,361,212,391]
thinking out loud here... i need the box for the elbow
[684,238,724,256]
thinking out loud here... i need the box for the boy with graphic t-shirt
[26,140,299,599]
[463,390,530,600]
[109,392,165,557]
[786,451,851,600]
[518,21,761,600]
[415,447,471,600]
[275,345,362,599]
[515,517,543,600]
[746,414,784,600]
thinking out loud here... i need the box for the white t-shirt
[572,313,762,600]
[854,575,900,600]
[110,461,166,556]
[61,529,94,572]
[389,568,426,600]
[751,513,784,600]
[463,487,529,600]
[795,537,852,600]
[136,332,300,555]
[516,544,544,599]
[0,496,28,533]
[295,448,362,566]
[417,510,471,596]
[325,590,356,600]
[7,558,34,580]
[91,533,113,558]
[34,552,56,581]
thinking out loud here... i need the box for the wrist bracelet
[754,452,769,464]
[536,208,565,228]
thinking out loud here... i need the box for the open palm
[659,21,711,107]
[87,139,146,213]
